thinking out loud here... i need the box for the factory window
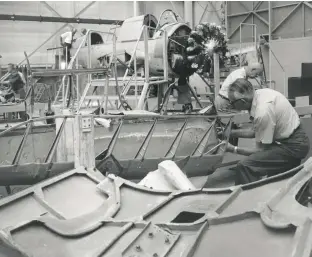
[91,33,103,45]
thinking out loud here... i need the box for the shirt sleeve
[253,104,276,144]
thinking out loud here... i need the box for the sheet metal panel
[0,157,312,256]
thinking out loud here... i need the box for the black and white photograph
[0,0,311,256]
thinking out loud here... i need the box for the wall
[264,36,312,95]
[0,1,224,67]
[227,1,312,44]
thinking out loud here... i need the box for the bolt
[165,237,170,244]
[135,245,141,252]
[148,232,154,238]
[153,254,159,257]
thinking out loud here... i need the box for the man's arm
[227,142,269,156]
[231,128,255,138]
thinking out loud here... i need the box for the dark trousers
[63,43,71,63]
[230,124,310,185]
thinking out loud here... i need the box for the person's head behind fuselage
[228,78,254,111]
[7,63,16,73]
[81,28,87,35]
[245,62,263,78]
[72,28,77,36]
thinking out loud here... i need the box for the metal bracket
[122,222,180,257]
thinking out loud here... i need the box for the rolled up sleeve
[253,104,276,144]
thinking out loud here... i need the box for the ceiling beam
[198,3,209,24]
[252,11,269,26]
[228,1,262,39]
[0,14,123,25]
[271,2,303,33]
[228,2,301,18]
[238,1,268,26]
[303,1,312,10]
[18,1,96,65]
[41,1,74,29]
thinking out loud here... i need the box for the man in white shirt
[224,78,310,185]
[60,28,77,62]
[215,62,263,111]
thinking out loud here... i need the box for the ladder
[34,83,46,102]
[77,78,113,113]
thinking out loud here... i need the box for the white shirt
[61,31,73,44]
[219,67,247,98]
[250,88,300,144]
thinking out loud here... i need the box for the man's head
[245,62,263,78]
[228,78,254,111]
[72,28,77,35]
[8,63,15,73]
[81,28,87,35]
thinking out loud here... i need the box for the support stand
[74,115,95,170]
[55,109,75,162]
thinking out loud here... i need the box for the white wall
[267,37,312,95]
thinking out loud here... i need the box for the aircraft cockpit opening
[91,33,104,45]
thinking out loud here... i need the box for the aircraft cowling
[151,23,192,78]
[71,23,193,78]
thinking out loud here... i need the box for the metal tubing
[269,1,272,89]
[0,14,123,25]
[87,31,92,83]
[163,30,168,81]
[149,80,168,86]
[104,75,109,114]
[44,117,67,163]
[134,119,158,160]
[228,2,302,18]
[12,122,33,165]
[165,119,188,159]
[272,2,302,33]
[191,121,214,157]
[122,26,144,86]
[32,68,108,77]
[213,53,220,98]
[136,26,149,110]
[96,120,123,160]
[239,23,257,64]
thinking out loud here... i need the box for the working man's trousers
[231,124,310,185]
[63,43,71,63]
[176,84,192,105]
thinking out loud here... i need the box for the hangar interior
[1,1,312,257]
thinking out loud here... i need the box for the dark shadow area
[171,211,205,223]
[91,33,103,45]
[296,178,312,207]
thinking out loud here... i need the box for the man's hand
[226,142,235,153]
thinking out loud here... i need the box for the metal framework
[227,1,312,42]
[0,112,235,195]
